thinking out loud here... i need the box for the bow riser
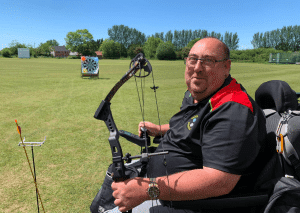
[94,100,127,180]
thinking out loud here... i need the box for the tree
[251,25,300,51]
[291,25,300,51]
[78,39,103,56]
[29,47,38,58]
[101,39,121,59]
[77,42,96,56]
[165,30,173,43]
[2,48,11,57]
[156,41,176,60]
[181,47,191,59]
[117,42,127,58]
[187,38,201,48]
[65,29,94,55]
[108,25,146,49]
[35,39,59,56]
[224,32,239,50]
[95,39,104,50]
[275,41,291,51]
[143,37,164,59]
[46,39,59,47]
[128,44,141,58]
[173,30,180,50]
[134,47,144,55]
[38,42,52,56]
[8,40,27,56]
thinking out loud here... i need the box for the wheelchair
[91,80,300,213]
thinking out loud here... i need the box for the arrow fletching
[15,119,21,135]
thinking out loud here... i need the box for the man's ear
[225,59,231,73]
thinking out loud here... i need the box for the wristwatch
[147,178,160,200]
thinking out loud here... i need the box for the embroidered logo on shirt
[187,115,198,130]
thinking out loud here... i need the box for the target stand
[81,56,99,79]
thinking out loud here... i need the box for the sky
[1,0,299,51]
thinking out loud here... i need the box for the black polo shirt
[147,75,267,195]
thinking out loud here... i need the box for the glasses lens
[189,57,197,65]
[186,57,214,67]
[204,59,214,66]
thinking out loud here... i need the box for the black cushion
[255,80,298,112]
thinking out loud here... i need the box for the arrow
[15,120,46,213]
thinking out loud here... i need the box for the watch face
[148,186,160,198]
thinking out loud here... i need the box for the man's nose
[194,60,204,72]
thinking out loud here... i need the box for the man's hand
[138,121,160,137]
[111,178,149,212]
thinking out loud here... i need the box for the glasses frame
[184,56,228,67]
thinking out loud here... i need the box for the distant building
[69,51,79,56]
[50,46,70,57]
[95,51,103,59]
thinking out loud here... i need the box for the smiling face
[185,38,231,103]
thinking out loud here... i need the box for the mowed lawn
[1,57,300,212]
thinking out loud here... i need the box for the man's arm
[138,122,170,137]
[138,167,240,201]
[155,167,241,201]
[112,167,241,212]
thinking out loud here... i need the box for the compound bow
[94,53,169,213]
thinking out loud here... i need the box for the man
[111,37,267,212]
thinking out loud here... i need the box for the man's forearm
[139,167,240,202]
[156,168,228,201]
[158,124,170,136]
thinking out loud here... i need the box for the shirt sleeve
[201,102,261,175]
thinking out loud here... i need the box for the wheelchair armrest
[153,136,163,144]
[160,192,269,210]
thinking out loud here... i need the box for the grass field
[1,58,300,212]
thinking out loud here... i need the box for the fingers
[138,121,150,137]
[138,121,144,137]
[138,121,158,137]
[111,181,132,212]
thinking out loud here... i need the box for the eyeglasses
[184,56,228,67]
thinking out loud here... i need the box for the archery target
[81,56,99,75]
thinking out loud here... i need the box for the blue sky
[1,0,299,51]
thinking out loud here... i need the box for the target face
[81,57,99,75]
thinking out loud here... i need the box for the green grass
[1,58,300,212]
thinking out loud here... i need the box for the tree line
[251,25,300,51]
[1,24,300,61]
[107,25,239,51]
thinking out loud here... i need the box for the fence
[269,52,300,64]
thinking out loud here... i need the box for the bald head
[192,37,230,61]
